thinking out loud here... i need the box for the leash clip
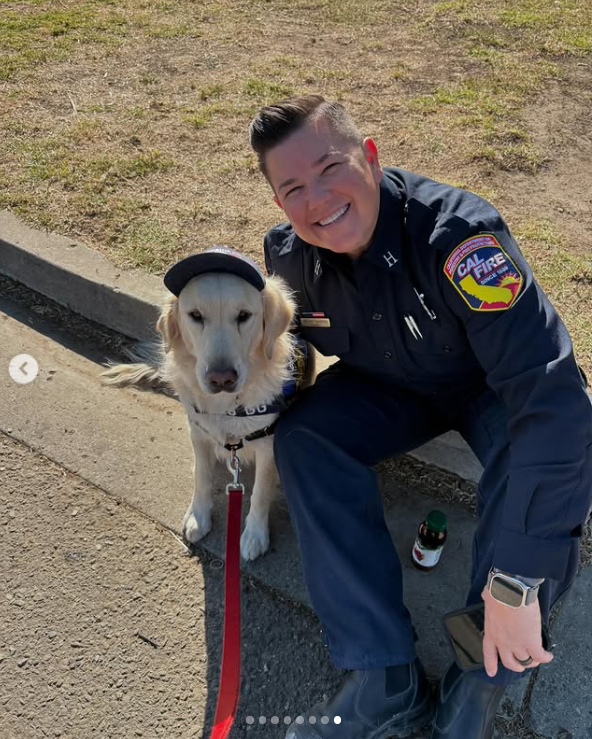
[226,450,244,494]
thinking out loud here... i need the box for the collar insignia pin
[383,251,398,268]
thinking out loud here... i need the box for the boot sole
[367,692,435,739]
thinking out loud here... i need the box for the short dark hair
[249,95,363,180]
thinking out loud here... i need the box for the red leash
[208,452,244,739]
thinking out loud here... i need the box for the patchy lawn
[0,0,591,373]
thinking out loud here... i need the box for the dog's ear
[157,295,181,353]
[262,276,295,360]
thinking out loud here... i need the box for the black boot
[430,662,506,739]
[285,659,434,739]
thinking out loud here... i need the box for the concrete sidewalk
[1,212,591,738]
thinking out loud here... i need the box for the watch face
[490,575,525,608]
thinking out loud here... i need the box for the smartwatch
[487,567,544,608]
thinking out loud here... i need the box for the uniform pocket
[403,324,465,357]
[298,326,351,357]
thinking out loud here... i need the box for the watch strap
[524,585,540,606]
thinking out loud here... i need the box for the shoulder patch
[443,234,523,312]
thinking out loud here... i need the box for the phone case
[443,602,554,673]
[443,603,487,672]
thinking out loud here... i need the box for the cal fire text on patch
[444,234,523,312]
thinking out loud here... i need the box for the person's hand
[481,586,553,677]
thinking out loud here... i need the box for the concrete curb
[0,210,163,342]
[0,209,481,483]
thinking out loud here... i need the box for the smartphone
[443,603,554,672]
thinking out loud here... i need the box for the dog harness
[191,338,309,451]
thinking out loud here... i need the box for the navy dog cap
[163,246,266,296]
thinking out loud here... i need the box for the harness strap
[222,419,279,452]
[193,399,286,418]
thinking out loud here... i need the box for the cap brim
[163,251,266,296]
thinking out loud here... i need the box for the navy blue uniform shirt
[264,166,592,581]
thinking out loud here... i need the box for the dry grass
[0,0,591,374]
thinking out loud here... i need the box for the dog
[102,248,313,561]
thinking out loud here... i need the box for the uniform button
[372,312,383,321]
[384,351,393,359]
[443,345,452,353]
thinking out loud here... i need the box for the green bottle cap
[426,510,447,532]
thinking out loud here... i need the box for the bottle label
[412,538,444,568]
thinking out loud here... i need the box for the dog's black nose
[207,368,238,392]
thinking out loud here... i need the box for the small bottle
[412,510,447,571]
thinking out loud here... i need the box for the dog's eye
[237,310,252,324]
[189,311,203,323]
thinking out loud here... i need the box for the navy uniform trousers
[273,363,580,687]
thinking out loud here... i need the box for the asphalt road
[0,428,355,739]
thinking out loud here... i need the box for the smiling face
[264,117,383,259]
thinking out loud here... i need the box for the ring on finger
[515,656,534,666]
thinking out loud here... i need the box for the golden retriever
[103,269,312,561]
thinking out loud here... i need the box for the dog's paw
[182,506,212,543]
[240,516,270,561]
